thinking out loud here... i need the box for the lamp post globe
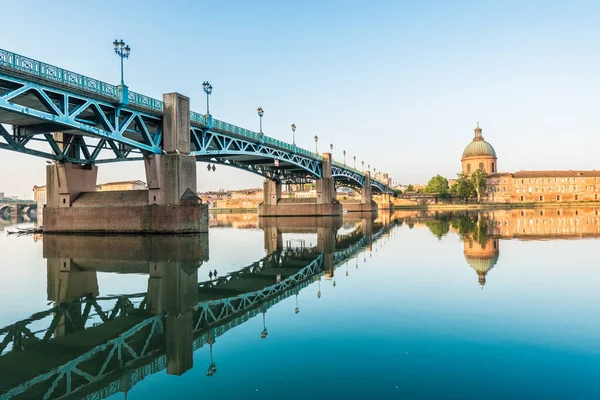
[314,135,319,154]
[113,39,131,86]
[291,123,296,146]
[257,107,264,135]
[202,81,213,116]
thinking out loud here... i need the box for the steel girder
[0,73,163,164]
[191,128,322,180]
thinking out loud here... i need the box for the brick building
[461,123,600,203]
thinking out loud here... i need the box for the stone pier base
[341,200,378,213]
[258,199,342,217]
[43,191,208,234]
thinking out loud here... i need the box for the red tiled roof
[488,170,600,178]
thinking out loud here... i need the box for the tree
[406,184,414,192]
[424,175,449,198]
[471,169,488,203]
[450,173,474,202]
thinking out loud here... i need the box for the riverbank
[392,201,600,211]
[208,207,258,214]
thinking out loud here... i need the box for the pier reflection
[0,212,396,400]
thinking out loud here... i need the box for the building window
[520,196,524,201]
[575,195,579,200]
[479,162,484,171]
[557,195,561,201]
[503,178,507,184]
[539,196,543,201]
[467,163,471,173]
[595,194,598,200]
[492,162,496,173]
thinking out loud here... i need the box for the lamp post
[291,123,296,146]
[353,156,356,169]
[260,308,268,339]
[343,150,346,165]
[202,81,213,116]
[362,161,364,171]
[314,135,319,154]
[113,39,131,86]
[257,107,264,136]
[295,290,299,314]
[206,336,217,377]
[368,164,371,174]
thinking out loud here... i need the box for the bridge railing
[0,48,347,166]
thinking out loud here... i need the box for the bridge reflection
[0,213,396,400]
[392,207,600,287]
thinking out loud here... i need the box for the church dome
[461,123,496,159]
[462,140,497,158]
[465,253,499,287]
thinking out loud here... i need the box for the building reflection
[393,207,600,287]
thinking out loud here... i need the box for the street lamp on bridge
[314,135,319,154]
[329,143,333,155]
[362,160,364,171]
[202,81,213,116]
[112,39,131,86]
[343,150,346,165]
[257,107,264,136]
[353,156,356,169]
[260,308,268,339]
[291,123,296,146]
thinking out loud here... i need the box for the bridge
[0,48,394,233]
[0,201,36,219]
[0,216,395,399]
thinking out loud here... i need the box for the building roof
[488,170,600,179]
[464,253,499,272]
[462,123,497,159]
[98,180,146,186]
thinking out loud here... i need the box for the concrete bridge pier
[259,153,342,217]
[46,257,99,337]
[317,226,337,278]
[147,261,198,376]
[43,93,208,233]
[362,216,374,249]
[263,225,283,255]
[342,171,378,213]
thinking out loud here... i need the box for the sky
[1,0,600,197]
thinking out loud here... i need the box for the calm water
[1,208,600,400]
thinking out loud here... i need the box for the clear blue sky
[1,0,600,197]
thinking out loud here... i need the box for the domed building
[464,238,499,287]
[461,123,497,175]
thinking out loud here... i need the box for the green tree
[450,173,474,202]
[424,174,449,198]
[406,184,414,192]
[471,169,488,203]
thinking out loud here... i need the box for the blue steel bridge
[0,48,391,193]
[0,219,395,400]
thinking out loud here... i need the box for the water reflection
[0,212,396,400]
[393,207,600,287]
